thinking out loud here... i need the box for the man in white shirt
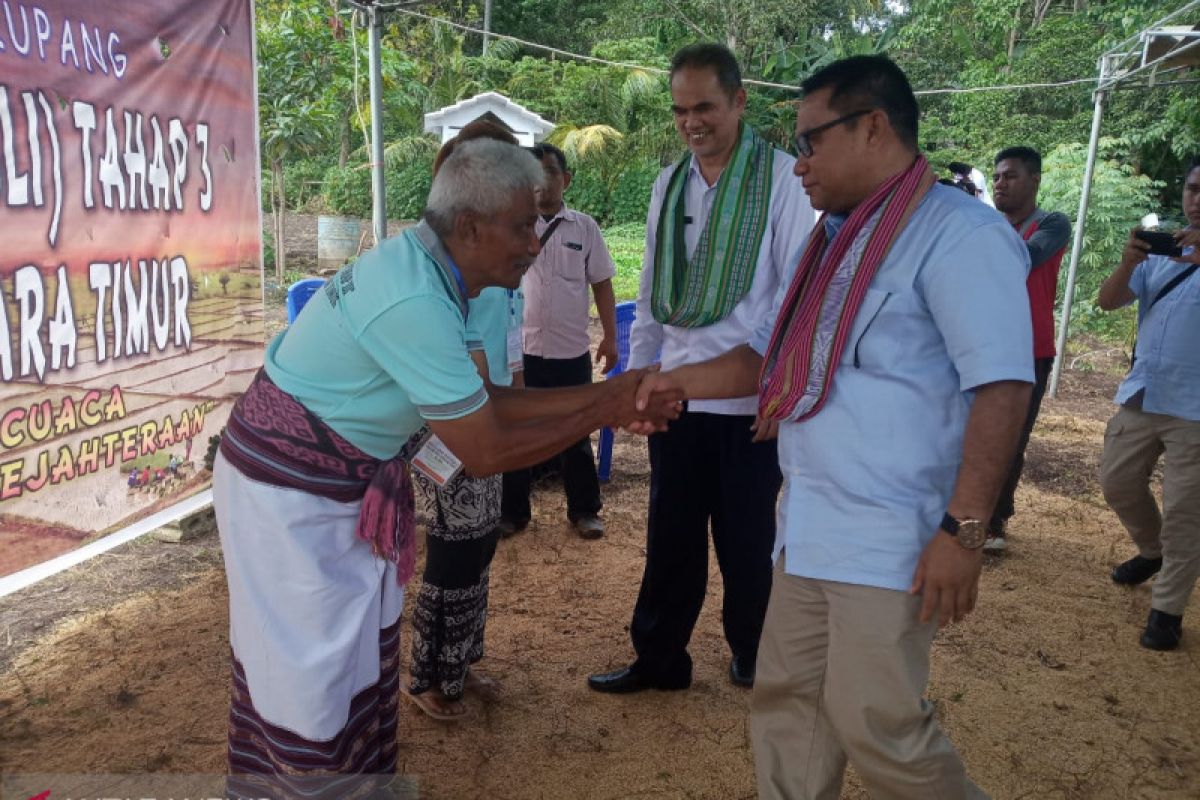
[587,43,815,693]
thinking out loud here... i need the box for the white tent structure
[423,92,555,146]
[1050,1,1200,396]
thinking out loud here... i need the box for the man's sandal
[401,686,467,722]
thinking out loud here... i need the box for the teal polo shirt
[266,223,487,459]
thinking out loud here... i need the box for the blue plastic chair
[597,301,638,482]
[287,278,327,323]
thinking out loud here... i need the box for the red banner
[0,0,262,577]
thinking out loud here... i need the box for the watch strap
[940,512,960,536]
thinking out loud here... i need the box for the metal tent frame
[341,0,495,246]
[1049,1,1200,396]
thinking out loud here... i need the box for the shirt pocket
[838,287,890,368]
[842,284,932,370]
[555,245,586,283]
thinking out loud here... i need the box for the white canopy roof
[423,91,555,146]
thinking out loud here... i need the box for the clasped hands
[602,367,781,441]
[596,368,685,434]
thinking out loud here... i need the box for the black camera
[1135,229,1184,258]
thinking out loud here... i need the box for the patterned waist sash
[220,369,416,584]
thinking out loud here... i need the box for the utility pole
[366,4,386,245]
[483,0,493,55]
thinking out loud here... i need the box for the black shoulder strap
[539,216,565,248]
[1150,263,1199,309]
[1130,262,1198,370]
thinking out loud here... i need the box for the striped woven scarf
[758,155,935,422]
[651,123,773,328]
[220,369,416,584]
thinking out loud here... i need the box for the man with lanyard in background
[500,142,619,541]
[404,121,528,722]
[587,42,815,694]
[988,146,1072,553]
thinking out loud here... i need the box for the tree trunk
[1033,0,1052,27]
[1005,2,1023,70]
[339,114,350,168]
[1003,1,1022,72]
[271,159,286,281]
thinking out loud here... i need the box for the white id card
[410,433,464,487]
[506,327,523,373]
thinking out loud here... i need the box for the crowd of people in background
[211,40,1199,800]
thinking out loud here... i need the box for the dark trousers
[990,356,1054,531]
[501,352,602,524]
[630,410,782,682]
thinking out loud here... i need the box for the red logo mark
[27,792,52,800]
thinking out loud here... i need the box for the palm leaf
[549,124,625,162]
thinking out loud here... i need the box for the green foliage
[284,157,337,210]
[322,151,435,222]
[567,168,613,226]
[1039,139,1163,340]
[262,227,276,268]
[323,165,373,218]
[602,222,647,301]
[610,161,660,225]
[385,155,435,221]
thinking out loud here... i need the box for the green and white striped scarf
[651,123,774,328]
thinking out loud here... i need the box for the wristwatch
[940,512,987,550]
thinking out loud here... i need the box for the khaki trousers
[1100,405,1200,616]
[750,561,987,800]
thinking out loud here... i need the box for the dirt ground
[2,217,1198,798]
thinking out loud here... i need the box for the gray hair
[424,138,544,236]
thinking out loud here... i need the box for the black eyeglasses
[792,109,873,158]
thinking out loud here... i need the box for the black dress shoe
[1111,555,1163,586]
[586,665,690,694]
[1140,609,1183,651]
[730,655,755,688]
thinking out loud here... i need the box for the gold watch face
[957,519,987,549]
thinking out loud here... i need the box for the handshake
[593,363,779,443]
[594,367,688,435]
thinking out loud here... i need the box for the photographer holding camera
[1097,158,1200,651]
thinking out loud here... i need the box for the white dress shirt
[629,147,816,415]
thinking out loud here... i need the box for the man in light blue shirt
[1098,159,1200,651]
[632,56,1032,798]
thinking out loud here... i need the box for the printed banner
[0,0,263,577]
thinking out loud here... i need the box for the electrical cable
[379,5,1101,96]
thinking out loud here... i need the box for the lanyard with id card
[506,288,524,373]
[409,428,464,487]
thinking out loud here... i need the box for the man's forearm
[1097,260,1138,310]
[488,382,604,424]
[434,371,679,477]
[463,406,611,476]
[672,344,763,400]
[593,279,617,340]
[945,380,1032,521]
